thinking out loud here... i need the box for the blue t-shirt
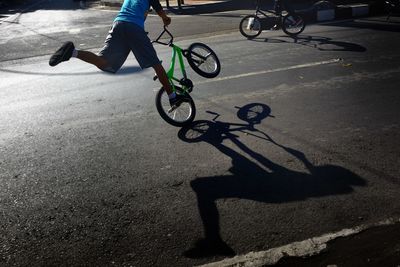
[114,0,162,29]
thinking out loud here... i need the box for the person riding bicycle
[49,0,184,106]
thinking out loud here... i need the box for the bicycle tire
[155,88,196,127]
[177,120,213,143]
[282,13,305,36]
[239,15,262,39]
[186,43,221,78]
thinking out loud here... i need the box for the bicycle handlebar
[152,25,174,46]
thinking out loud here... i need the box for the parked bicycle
[239,0,306,39]
[152,26,221,127]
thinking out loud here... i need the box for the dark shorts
[98,21,161,73]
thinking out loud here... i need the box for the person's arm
[150,0,171,26]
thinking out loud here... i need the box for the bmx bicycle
[239,0,306,39]
[152,26,221,127]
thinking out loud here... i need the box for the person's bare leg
[76,50,109,70]
[153,63,172,94]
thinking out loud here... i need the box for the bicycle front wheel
[187,43,221,78]
[155,88,196,127]
[282,13,305,36]
[239,15,262,39]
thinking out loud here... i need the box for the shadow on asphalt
[0,65,143,76]
[275,222,400,267]
[165,0,254,15]
[250,35,367,52]
[0,0,251,15]
[164,0,316,15]
[322,18,400,33]
[178,103,367,258]
[0,0,90,14]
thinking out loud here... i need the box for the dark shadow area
[116,65,143,75]
[165,0,357,15]
[365,15,400,24]
[189,12,245,19]
[0,64,142,76]
[322,18,400,33]
[275,222,400,267]
[0,67,102,76]
[0,0,96,13]
[165,0,255,15]
[254,35,366,52]
[165,0,317,15]
[178,103,366,258]
[0,0,113,22]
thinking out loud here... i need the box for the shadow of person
[178,103,366,258]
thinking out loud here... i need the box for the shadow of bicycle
[178,103,366,258]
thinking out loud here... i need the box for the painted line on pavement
[152,58,342,91]
[197,58,342,85]
[198,217,400,267]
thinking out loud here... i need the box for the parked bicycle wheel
[282,13,305,36]
[186,43,221,78]
[155,88,196,127]
[239,15,262,39]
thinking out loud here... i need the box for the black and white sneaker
[169,93,188,107]
[49,41,75,66]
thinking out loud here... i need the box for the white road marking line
[69,28,81,34]
[198,217,400,267]
[197,58,342,85]
[151,58,342,91]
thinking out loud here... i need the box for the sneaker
[49,41,75,66]
[169,93,188,107]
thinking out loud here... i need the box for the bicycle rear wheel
[239,15,262,39]
[186,43,221,78]
[155,88,196,127]
[282,13,305,36]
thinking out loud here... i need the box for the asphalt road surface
[1,1,400,266]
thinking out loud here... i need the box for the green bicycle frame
[166,44,189,93]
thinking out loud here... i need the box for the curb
[99,1,382,23]
[311,3,370,22]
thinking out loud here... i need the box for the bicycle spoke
[160,90,192,123]
[190,51,207,60]
[283,14,304,35]
[240,15,262,38]
[191,48,217,73]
